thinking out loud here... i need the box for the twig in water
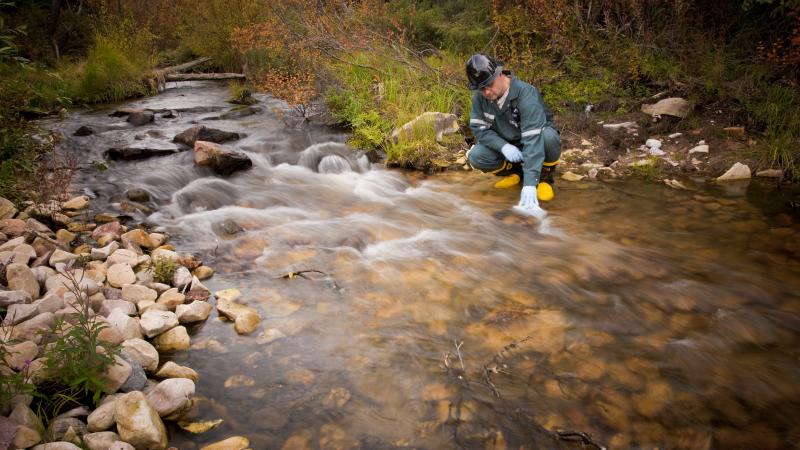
[555,430,608,450]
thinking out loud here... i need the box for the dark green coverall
[467,75,560,187]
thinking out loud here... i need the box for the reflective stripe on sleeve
[483,112,495,120]
[470,118,490,126]
[521,128,542,137]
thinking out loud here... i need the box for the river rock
[561,171,585,181]
[390,111,459,144]
[31,266,56,285]
[689,144,709,154]
[127,110,154,126]
[107,249,139,267]
[10,312,54,344]
[83,431,120,450]
[107,264,136,288]
[9,403,40,431]
[119,355,148,393]
[49,249,78,267]
[121,284,157,304]
[107,309,143,340]
[91,222,122,242]
[12,244,36,265]
[193,266,214,280]
[13,425,41,448]
[121,229,153,249]
[0,197,17,219]
[0,236,26,252]
[34,292,65,314]
[91,241,120,262]
[99,355,132,394]
[73,125,93,136]
[0,290,31,308]
[717,162,751,181]
[152,325,190,352]
[145,378,195,418]
[0,218,27,237]
[62,196,89,211]
[174,125,240,147]
[105,146,181,160]
[121,339,159,373]
[641,97,691,118]
[193,141,252,176]
[3,303,38,325]
[199,436,250,450]
[756,169,783,178]
[148,233,166,248]
[3,341,38,370]
[175,301,213,324]
[217,298,261,335]
[48,417,87,442]
[156,288,185,310]
[139,310,178,338]
[7,263,40,300]
[31,442,83,450]
[87,396,119,432]
[100,300,137,317]
[172,266,192,289]
[108,441,135,450]
[154,361,198,381]
[114,391,168,450]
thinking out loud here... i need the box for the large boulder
[193,141,252,176]
[173,125,240,147]
[390,111,460,144]
[114,391,168,450]
[145,378,195,419]
[641,97,692,118]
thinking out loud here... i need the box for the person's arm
[517,86,549,186]
[469,93,508,151]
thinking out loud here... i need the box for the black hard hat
[466,54,502,90]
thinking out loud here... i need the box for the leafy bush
[42,270,119,405]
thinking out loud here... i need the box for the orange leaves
[255,69,317,107]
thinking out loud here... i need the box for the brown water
[54,82,800,449]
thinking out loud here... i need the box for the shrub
[153,256,177,284]
[42,269,119,406]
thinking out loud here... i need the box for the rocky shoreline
[0,194,258,450]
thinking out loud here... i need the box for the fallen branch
[165,73,246,82]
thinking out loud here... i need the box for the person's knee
[467,144,503,171]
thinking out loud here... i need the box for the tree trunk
[46,0,64,59]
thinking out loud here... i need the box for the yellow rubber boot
[537,182,554,202]
[494,173,520,189]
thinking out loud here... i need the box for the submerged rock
[717,162,751,181]
[193,141,252,176]
[173,125,240,147]
[104,147,180,160]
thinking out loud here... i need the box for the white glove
[501,143,523,163]
[518,186,539,209]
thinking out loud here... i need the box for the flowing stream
[47,81,800,449]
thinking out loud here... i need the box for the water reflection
[56,82,800,449]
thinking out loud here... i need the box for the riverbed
[49,81,800,449]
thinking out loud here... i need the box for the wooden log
[149,57,214,91]
[165,73,246,81]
